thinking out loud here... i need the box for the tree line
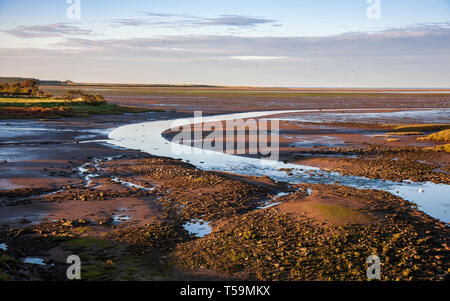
[0,81,107,106]
[0,80,45,97]
[63,90,107,105]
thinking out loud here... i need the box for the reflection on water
[270,109,450,124]
[109,109,450,223]
[111,177,154,191]
[22,257,47,266]
[112,214,131,224]
[0,243,7,251]
[183,219,212,237]
[290,136,345,148]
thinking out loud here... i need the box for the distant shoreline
[1,77,449,92]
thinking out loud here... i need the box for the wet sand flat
[43,85,450,113]
[0,89,449,281]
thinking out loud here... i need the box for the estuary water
[108,109,450,223]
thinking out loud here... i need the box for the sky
[0,0,449,87]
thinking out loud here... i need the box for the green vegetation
[0,101,152,119]
[44,84,450,99]
[0,100,155,120]
[388,124,450,132]
[0,256,18,280]
[108,222,188,251]
[0,79,45,98]
[374,132,423,138]
[0,76,67,86]
[375,125,450,141]
[175,202,446,281]
[311,203,368,223]
[61,90,107,105]
[385,131,423,136]
[0,272,11,281]
[82,263,116,281]
[0,255,18,265]
[0,81,158,119]
[193,176,216,185]
[418,129,450,142]
[64,237,115,250]
[73,227,93,233]
[425,144,450,153]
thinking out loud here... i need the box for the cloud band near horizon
[0,10,449,87]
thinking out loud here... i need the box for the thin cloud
[200,15,277,27]
[4,23,92,38]
[140,12,201,19]
[53,24,450,59]
[336,22,450,39]
[111,12,200,27]
[229,56,285,61]
[2,23,448,87]
[112,19,150,27]
[112,12,278,28]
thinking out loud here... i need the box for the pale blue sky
[0,0,449,87]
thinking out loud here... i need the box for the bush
[95,94,106,104]
[81,94,107,106]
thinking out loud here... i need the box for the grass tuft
[387,124,450,132]
[311,203,368,223]
[424,144,450,153]
[417,129,450,142]
[0,97,160,119]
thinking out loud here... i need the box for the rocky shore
[1,97,449,281]
[0,154,448,281]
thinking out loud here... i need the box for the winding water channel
[108,109,450,223]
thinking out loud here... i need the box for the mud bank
[109,109,450,223]
[1,107,448,281]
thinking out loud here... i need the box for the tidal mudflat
[0,88,449,281]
